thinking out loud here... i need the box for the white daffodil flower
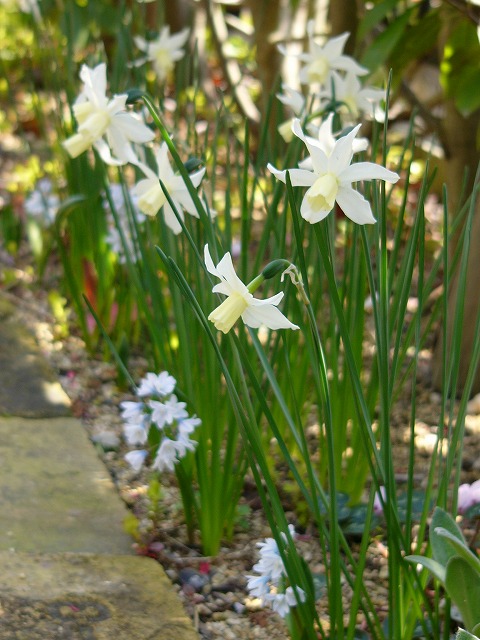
[299,113,369,172]
[204,244,299,334]
[268,118,399,225]
[319,70,386,121]
[63,63,155,166]
[133,143,206,234]
[294,22,367,88]
[133,26,190,82]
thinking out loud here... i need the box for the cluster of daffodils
[121,371,200,474]
[63,62,207,230]
[246,526,306,618]
[277,22,385,140]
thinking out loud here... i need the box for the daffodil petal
[340,162,399,184]
[268,164,316,187]
[250,291,284,307]
[163,202,184,234]
[134,35,148,52]
[114,113,155,142]
[174,189,200,218]
[322,32,351,58]
[204,244,219,278]
[215,252,248,293]
[242,304,299,330]
[93,138,124,166]
[189,166,206,188]
[333,55,369,76]
[329,123,362,174]
[292,119,329,174]
[336,186,376,224]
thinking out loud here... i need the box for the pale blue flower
[124,449,148,472]
[136,371,176,397]
[149,395,188,429]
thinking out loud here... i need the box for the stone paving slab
[0,550,198,639]
[0,297,70,417]
[0,416,133,554]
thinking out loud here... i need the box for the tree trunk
[164,0,192,34]
[245,0,282,115]
[326,0,359,50]
[432,7,480,395]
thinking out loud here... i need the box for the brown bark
[164,0,192,33]
[432,6,480,395]
[245,0,282,115]
[326,0,359,50]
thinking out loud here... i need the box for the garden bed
[4,258,480,640]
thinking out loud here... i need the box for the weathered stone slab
[0,296,70,417]
[0,417,133,553]
[0,551,199,639]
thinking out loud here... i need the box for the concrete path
[0,295,198,639]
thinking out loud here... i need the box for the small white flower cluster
[24,178,59,227]
[246,525,307,619]
[121,371,200,473]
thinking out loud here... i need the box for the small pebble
[91,431,120,451]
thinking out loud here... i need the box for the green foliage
[406,507,480,633]
[457,630,480,640]
[440,17,480,115]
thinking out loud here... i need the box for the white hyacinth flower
[122,370,200,474]
[149,395,188,430]
[133,143,206,234]
[136,371,176,398]
[63,63,155,166]
[151,437,180,472]
[120,400,145,422]
[124,449,148,472]
[204,245,299,334]
[123,420,149,446]
[268,118,399,225]
[133,26,190,82]
[246,526,306,619]
[267,586,307,618]
[295,22,368,88]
